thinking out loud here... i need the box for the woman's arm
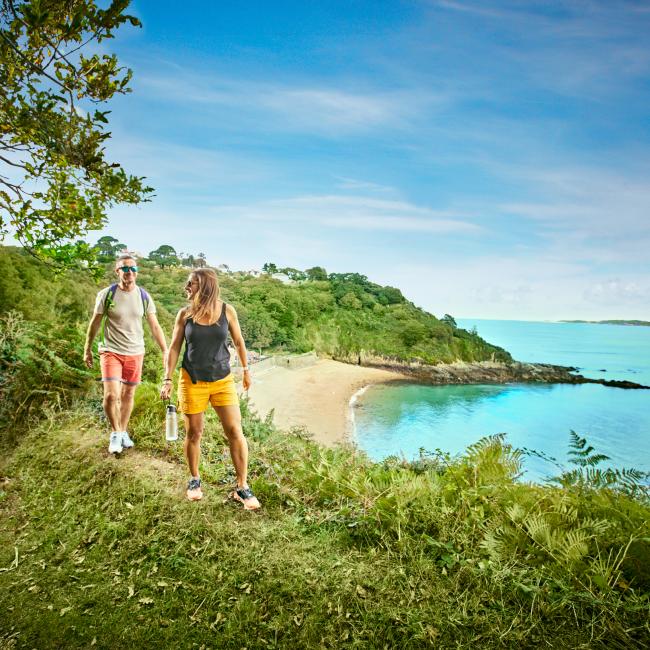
[226,303,251,391]
[160,308,187,400]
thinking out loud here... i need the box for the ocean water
[353,320,650,481]
[458,319,650,387]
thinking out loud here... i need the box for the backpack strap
[104,283,119,310]
[139,287,150,314]
[100,284,119,347]
[104,284,150,315]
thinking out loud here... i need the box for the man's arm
[146,312,168,360]
[84,313,103,368]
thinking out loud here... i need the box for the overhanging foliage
[0,0,152,272]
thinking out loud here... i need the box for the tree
[400,322,428,347]
[0,0,152,271]
[94,235,125,262]
[375,285,404,305]
[239,307,276,350]
[340,292,362,310]
[305,266,327,281]
[262,262,278,274]
[195,252,207,268]
[279,266,306,282]
[442,313,457,328]
[148,244,179,269]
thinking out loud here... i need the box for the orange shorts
[100,351,144,385]
[178,369,239,414]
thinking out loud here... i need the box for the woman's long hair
[186,268,221,324]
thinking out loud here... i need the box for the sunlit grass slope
[1,387,648,649]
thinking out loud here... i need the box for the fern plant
[553,431,649,499]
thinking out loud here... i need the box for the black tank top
[181,303,230,383]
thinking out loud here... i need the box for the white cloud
[434,0,517,20]
[137,66,441,135]
[104,135,274,192]
[430,0,650,99]
[583,279,650,305]
[382,255,650,321]
[335,176,396,193]
[208,194,481,234]
[498,163,650,254]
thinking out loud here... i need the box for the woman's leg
[184,412,205,477]
[213,404,249,488]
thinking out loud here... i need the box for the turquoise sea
[353,320,650,481]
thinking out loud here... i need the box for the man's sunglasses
[118,265,138,273]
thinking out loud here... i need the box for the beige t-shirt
[94,285,156,355]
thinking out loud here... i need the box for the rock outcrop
[358,359,649,389]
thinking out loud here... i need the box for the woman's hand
[242,368,252,391]
[160,380,173,401]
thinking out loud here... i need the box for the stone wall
[276,351,318,370]
[231,351,318,378]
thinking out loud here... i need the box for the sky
[91,0,650,320]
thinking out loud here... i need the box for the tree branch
[0,153,28,169]
[0,174,27,198]
[0,141,31,153]
[0,31,69,93]
[61,26,106,60]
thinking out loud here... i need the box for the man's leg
[120,383,137,433]
[102,381,122,432]
[100,352,128,454]
[119,354,144,448]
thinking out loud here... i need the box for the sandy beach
[245,359,407,446]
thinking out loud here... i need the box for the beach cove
[246,358,407,445]
[246,355,649,453]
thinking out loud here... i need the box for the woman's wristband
[162,378,172,383]
[242,367,250,372]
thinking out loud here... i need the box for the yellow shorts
[178,369,239,414]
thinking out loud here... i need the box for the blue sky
[94,0,650,320]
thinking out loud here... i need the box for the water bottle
[165,404,178,441]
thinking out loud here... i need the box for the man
[84,254,167,454]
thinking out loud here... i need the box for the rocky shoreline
[360,359,650,390]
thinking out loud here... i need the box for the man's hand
[84,348,93,369]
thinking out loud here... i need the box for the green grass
[1,389,649,649]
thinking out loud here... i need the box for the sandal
[230,486,261,511]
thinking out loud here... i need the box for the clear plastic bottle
[165,404,178,441]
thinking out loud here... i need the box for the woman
[160,268,260,509]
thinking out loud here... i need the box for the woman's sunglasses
[118,265,138,273]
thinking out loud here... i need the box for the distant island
[561,320,650,327]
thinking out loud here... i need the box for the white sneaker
[108,432,123,454]
[121,431,134,448]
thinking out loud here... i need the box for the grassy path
[0,412,450,648]
[1,402,648,649]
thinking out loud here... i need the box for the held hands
[160,379,173,400]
